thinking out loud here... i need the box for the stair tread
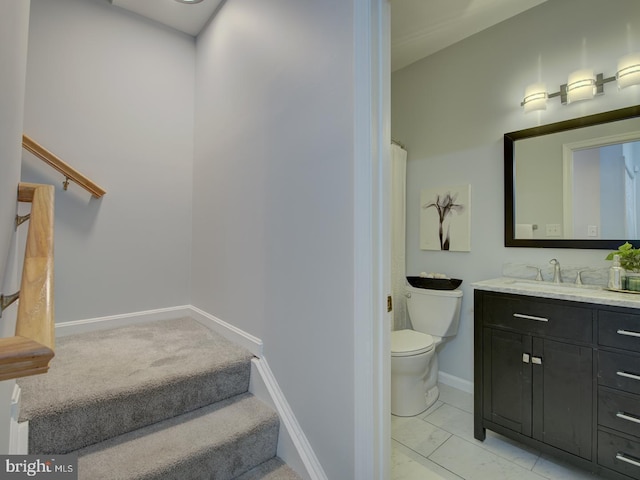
[19,317,253,418]
[233,457,303,480]
[77,393,279,480]
[17,317,254,453]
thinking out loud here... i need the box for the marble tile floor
[391,383,603,480]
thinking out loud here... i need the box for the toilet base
[391,384,440,417]
[425,384,440,410]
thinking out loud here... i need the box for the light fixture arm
[595,73,616,95]
[548,84,567,105]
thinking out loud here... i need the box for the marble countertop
[473,277,640,309]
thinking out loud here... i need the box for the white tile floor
[391,383,604,480]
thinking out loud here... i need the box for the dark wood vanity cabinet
[596,310,640,479]
[475,289,640,480]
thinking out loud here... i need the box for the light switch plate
[546,224,561,237]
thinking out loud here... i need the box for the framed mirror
[505,104,640,248]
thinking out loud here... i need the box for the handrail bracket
[15,213,31,228]
[0,291,20,318]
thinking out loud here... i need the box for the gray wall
[192,0,356,477]
[22,0,194,321]
[20,0,361,474]
[392,0,640,383]
[0,0,31,455]
[0,0,29,306]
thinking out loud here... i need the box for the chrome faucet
[549,258,562,283]
[526,265,543,281]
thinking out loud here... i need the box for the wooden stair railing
[22,135,106,198]
[0,183,55,381]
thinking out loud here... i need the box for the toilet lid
[391,330,434,357]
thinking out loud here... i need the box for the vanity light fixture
[521,52,640,113]
[618,53,640,89]
[522,83,548,113]
[566,69,597,103]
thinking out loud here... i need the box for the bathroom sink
[473,277,640,308]
[504,279,603,293]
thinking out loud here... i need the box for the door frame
[354,0,391,478]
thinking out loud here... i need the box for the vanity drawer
[482,293,592,342]
[598,430,640,479]
[599,351,640,395]
[599,310,640,352]
[599,387,640,437]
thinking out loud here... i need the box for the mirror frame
[505,104,640,249]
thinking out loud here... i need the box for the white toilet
[391,286,463,416]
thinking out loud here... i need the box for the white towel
[516,224,534,239]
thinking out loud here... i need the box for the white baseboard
[438,371,474,394]
[188,306,263,357]
[250,358,326,480]
[9,384,27,454]
[9,420,28,455]
[55,306,192,337]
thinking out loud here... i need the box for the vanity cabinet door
[477,291,594,462]
[482,329,593,459]
[482,328,532,436]
[532,337,593,460]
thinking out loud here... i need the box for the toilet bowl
[391,329,436,416]
[390,286,462,416]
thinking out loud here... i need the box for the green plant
[606,242,640,272]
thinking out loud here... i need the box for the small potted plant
[606,242,640,290]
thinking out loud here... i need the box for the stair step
[17,317,254,453]
[234,457,302,480]
[76,393,279,480]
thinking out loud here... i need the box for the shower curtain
[391,143,408,331]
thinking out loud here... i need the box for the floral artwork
[420,185,471,251]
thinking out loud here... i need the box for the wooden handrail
[22,134,106,198]
[0,183,55,381]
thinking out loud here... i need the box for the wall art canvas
[420,184,471,251]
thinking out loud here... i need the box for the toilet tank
[405,286,463,338]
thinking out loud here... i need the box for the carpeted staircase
[16,317,302,480]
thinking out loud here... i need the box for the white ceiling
[108,0,547,71]
[109,0,224,37]
[390,0,547,71]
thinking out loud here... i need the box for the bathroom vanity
[474,279,640,480]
